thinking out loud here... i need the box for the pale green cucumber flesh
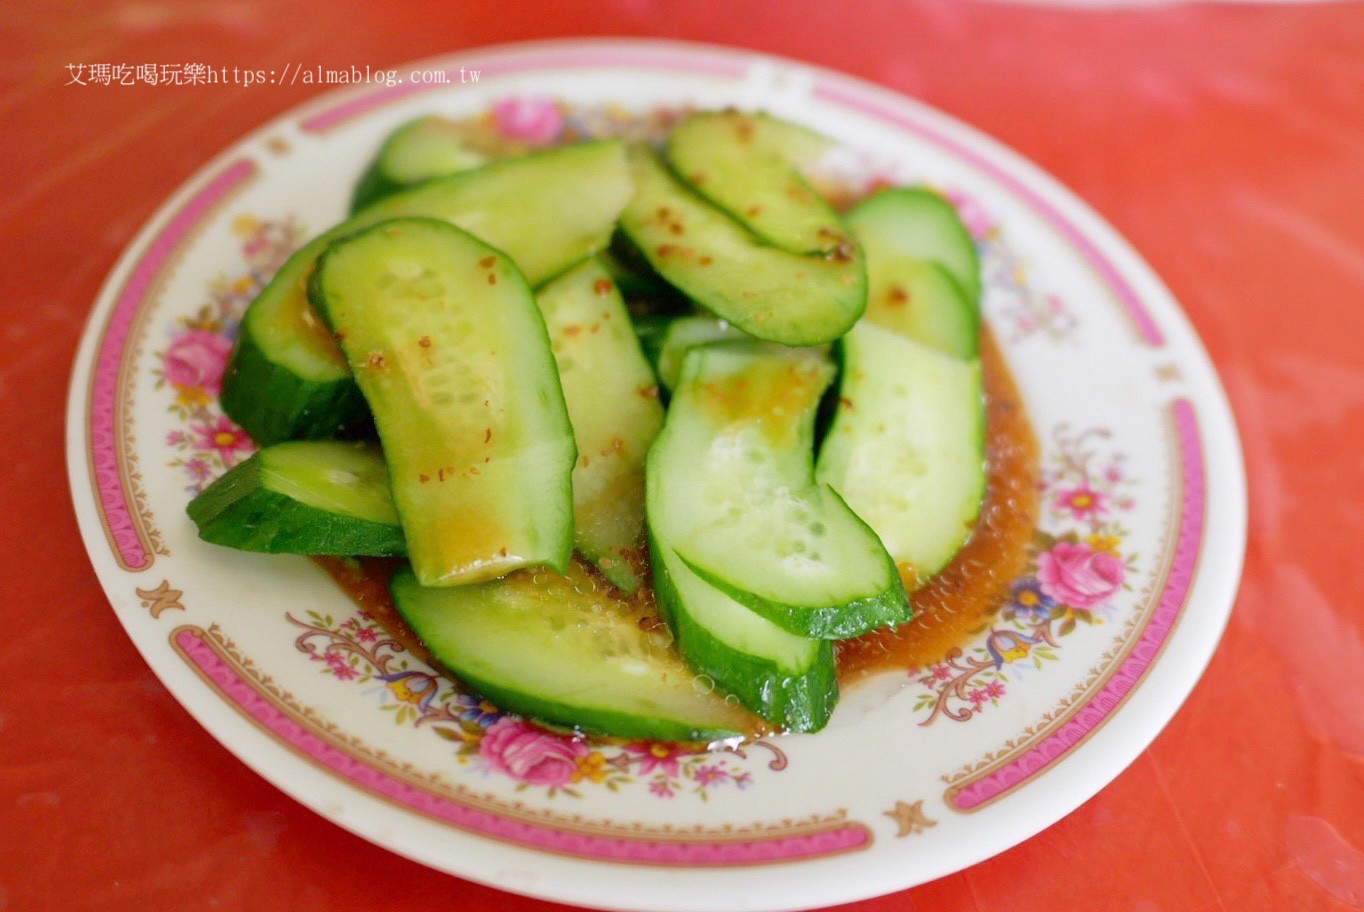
[537,258,663,593]
[665,111,845,255]
[309,217,575,586]
[618,147,865,347]
[222,141,632,443]
[362,140,632,285]
[645,314,834,394]
[678,487,912,641]
[847,187,982,306]
[656,343,909,638]
[351,115,487,213]
[648,530,838,733]
[856,254,978,360]
[390,561,759,741]
[653,315,750,392]
[816,321,986,585]
[186,440,404,555]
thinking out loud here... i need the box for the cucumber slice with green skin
[618,147,866,347]
[853,252,978,360]
[309,218,576,587]
[186,440,404,555]
[846,187,982,307]
[359,141,633,286]
[219,303,370,445]
[222,141,632,445]
[350,116,488,213]
[643,315,830,394]
[663,344,890,621]
[648,529,838,733]
[652,315,749,392]
[653,342,910,639]
[391,561,759,741]
[816,321,986,586]
[665,111,843,256]
[536,258,663,593]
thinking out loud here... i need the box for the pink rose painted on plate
[164,329,232,393]
[1037,541,1126,610]
[492,97,564,145]
[479,717,588,787]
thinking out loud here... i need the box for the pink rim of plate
[172,625,871,864]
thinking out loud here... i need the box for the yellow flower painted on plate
[173,383,212,408]
[232,214,262,237]
[386,676,436,707]
[1086,533,1122,557]
[573,751,609,784]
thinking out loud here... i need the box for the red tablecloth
[6,2,1364,909]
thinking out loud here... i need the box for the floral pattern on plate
[155,215,302,492]
[912,425,1139,723]
[289,607,781,800]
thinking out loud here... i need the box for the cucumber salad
[189,109,988,740]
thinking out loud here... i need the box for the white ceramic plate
[67,39,1246,912]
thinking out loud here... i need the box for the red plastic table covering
[4,2,1363,909]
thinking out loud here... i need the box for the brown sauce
[313,555,424,657]
[316,327,1039,696]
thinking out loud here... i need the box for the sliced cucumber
[618,147,865,347]
[351,115,487,213]
[186,440,404,555]
[652,342,909,639]
[309,218,575,587]
[665,111,841,256]
[642,314,837,394]
[820,187,987,584]
[536,258,663,593]
[222,141,632,445]
[391,561,758,741]
[649,529,838,733]
[218,286,370,445]
[816,321,986,586]
[854,253,978,360]
[846,187,982,307]
[362,141,632,284]
[652,315,749,392]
